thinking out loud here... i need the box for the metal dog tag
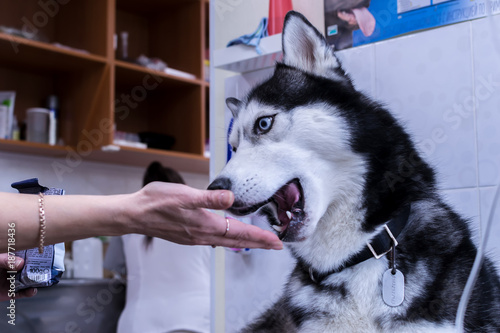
[382,269,405,307]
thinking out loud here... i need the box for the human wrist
[113,191,144,235]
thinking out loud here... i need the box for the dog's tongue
[352,7,376,37]
[274,182,301,223]
[277,182,300,208]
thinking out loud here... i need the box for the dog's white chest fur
[289,259,386,332]
[287,259,456,333]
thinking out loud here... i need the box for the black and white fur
[208,12,500,332]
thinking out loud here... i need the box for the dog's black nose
[207,177,232,191]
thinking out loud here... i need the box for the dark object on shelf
[138,132,175,151]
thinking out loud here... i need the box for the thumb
[190,190,234,210]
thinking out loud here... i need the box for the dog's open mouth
[229,179,305,240]
[269,179,305,235]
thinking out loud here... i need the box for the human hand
[0,253,37,302]
[128,182,283,250]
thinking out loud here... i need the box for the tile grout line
[468,21,483,236]
[440,185,498,191]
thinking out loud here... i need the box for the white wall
[215,11,500,333]
[337,14,500,260]
[0,152,209,195]
[213,0,324,50]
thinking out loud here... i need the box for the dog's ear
[226,97,243,118]
[282,11,344,81]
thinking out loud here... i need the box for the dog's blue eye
[259,118,272,130]
[256,116,275,134]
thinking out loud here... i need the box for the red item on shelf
[268,0,293,35]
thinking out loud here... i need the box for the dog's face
[209,12,367,245]
[221,99,365,243]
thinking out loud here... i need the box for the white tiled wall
[472,17,500,187]
[337,15,500,271]
[375,23,476,190]
[223,15,500,333]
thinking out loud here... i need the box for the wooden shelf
[115,60,204,87]
[0,140,209,174]
[0,0,109,57]
[89,146,209,174]
[115,0,204,79]
[0,0,209,174]
[0,140,69,158]
[0,33,107,73]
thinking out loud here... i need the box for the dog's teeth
[286,211,292,219]
[272,225,284,232]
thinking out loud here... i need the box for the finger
[211,233,283,250]
[0,253,8,269]
[210,218,283,250]
[214,237,283,250]
[15,288,37,299]
[188,189,235,210]
[0,253,23,270]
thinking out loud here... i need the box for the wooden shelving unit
[0,0,209,174]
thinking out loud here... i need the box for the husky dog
[208,11,500,332]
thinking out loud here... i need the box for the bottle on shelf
[46,95,59,146]
[120,31,129,61]
[11,115,20,141]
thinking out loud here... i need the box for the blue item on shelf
[226,18,269,55]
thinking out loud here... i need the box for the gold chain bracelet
[38,192,46,253]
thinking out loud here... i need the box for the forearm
[0,192,134,251]
[0,183,283,251]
